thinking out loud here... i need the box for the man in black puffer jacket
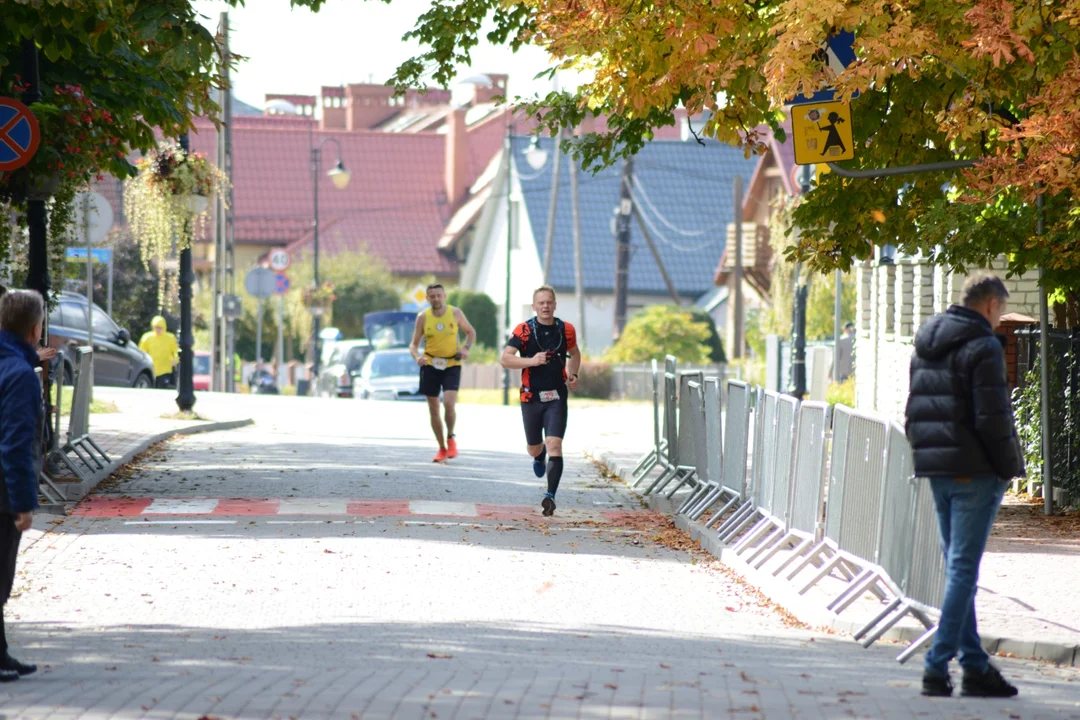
[905,272,1024,699]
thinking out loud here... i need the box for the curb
[589,447,1080,669]
[42,418,255,512]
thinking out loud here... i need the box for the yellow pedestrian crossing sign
[791,100,854,165]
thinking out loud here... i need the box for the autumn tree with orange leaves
[384,0,1080,293]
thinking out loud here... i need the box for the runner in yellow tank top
[408,284,477,462]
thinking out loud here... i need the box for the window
[368,352,416,379]
[91,306,118,337]
[60,302,89,332]
[345,346,369,372]
[193,354,211,375]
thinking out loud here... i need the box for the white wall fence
[630,356,947,664]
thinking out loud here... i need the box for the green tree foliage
[447,289,498,349]
[805,272,858,343]
[688,308,726,363]
[605,305,710,365]
[379,0,1080,292]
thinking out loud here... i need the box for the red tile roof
[183,112,507,276]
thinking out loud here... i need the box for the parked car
[353,348,425,401]
[316,339,371,398]
[47,291,155,388]
[193,350,211,391]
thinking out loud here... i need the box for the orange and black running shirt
[508,318,578,403]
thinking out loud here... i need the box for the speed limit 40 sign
[269,249,291,272]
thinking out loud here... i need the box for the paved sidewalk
[591,444,1080,668]
[49,387,255,502]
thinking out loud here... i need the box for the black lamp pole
[309,136,347,389]
[175,134,196,411]
[22,40,49,305]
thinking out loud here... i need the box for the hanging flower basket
[302,281,337,316]
[123,144,229,302]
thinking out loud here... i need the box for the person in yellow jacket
[408,284,476,462]
[138,316,178,389]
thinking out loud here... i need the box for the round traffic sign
[0,97,41,172]
[73,191,115,245]
[274,273,290,295]
[269,249,291,272]
[244,266,277,299]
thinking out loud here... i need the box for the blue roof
[513,137,757,297]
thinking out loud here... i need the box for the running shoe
[433,448,449,463]
[446,437,458,459]
[533,448,547,478]
[541,494,556,517]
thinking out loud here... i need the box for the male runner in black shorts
[501,285,581,516]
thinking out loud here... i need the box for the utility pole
[223,29,236,393]
[502,111,514,406]
[541,129,562,284]
[570,149,586,350]
[731,174,744,359]
[612,156,634,342]
[211,12,227,392]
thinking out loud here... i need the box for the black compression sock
[546,456,564,496]
[1,608,6,653]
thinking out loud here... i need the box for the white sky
[192,0,565,110]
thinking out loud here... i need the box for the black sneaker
[0,653,37,676]
[921,671,953,697]
[0,668,18,683]
[541,495,556,517]
[961,664,1018,698]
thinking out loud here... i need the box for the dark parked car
[47,291,155,388]
[316,339,371,398]
[353,348,424,401]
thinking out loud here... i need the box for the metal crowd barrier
[50,347,110,481]
[662,370,705,498]
[715,386,767,540]
[755,401,830,574]
[637,357,678,491]
[734,393,799,561]
[683,378,738,520]
[631,359,665,481]
[628,359,959,663]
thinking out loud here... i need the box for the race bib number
[431,357,448,371]
[539,390,560,403]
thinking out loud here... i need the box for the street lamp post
[309,136,350,389]
[176,134,196,411]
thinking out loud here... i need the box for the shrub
[826,375,856,408]
[688,308,727,363]
[576,361,613,399]
[447,289,499,348]
[604,305,711,364]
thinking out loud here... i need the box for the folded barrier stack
[630,358,952,664]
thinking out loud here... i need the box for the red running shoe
[433,448,449,463]
[446,437,458,458]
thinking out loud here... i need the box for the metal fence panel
[766,395,799,519]
[612,362,727,401]
[723,380,751,498]
[876,422,918,583]
[704,379,724,488]
[68,346,94,440]
[688,382,710,484]
[824,405,853,543]
[903,479,947,609]
[789,402,829,535]
[753,390,778,507]
[837,410,890,562]
[676,371,704,469]
[664,371,678,462]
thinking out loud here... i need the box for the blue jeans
[924,476,1007,676]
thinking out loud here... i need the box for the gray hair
[0,290,45,339]
[962,272,1009,308]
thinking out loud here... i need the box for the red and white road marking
[73,497,641,523]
